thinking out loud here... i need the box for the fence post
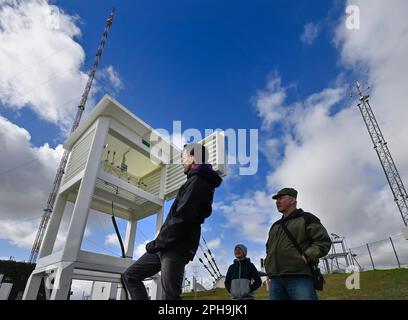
[350,249,362,270]
[389,237,401,268]
[366,243,375,270]
[349,249,355,266]
[324,258,330,274]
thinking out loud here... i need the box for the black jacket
[146,164,222,261]
[224,258,262,300]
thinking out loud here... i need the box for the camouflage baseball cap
[272,187,298,199]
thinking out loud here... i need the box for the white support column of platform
[156,166,166,258]
[124,219,137,258]
[149,206,164,300]
[24,195,69,300]
[155,165,166,237]
[50,262,75,300]
[150,166,167,300]
[62,117,111,262]
[38,194,68,259]
[44,283,51,300]
[155,207,164,237]
[150,274,162,300]
[22,272,43,300]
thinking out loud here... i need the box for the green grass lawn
[182,268,408,300]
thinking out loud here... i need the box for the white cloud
[223,0,408,250]
[104,233,119,247]
[0,0,85,130]
[105,66,123,90]
[0,0,122,133]
[217,191,277,243]
[220,0,408,250]
[300,22,320,45]
[0,0,123,257]
[97,65,124,93]
[0,115,95,254]
[264,95,396,246]
[335,0,408,160]
[133,240,150,260]
[0,116,63,250]
[253,73,287,130]
[0,219,39,249]
[206,238,221,250]
[255,74,405,247]
[201,225,213,233]
[249,0,408,247]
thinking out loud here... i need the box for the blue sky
[2,0,408,293]
[6,0,342,145]
[58,0,343,263]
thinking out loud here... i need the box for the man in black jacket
[122,143,222,300]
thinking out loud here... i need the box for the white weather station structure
[23,95,227,300]
[20,7,227,300]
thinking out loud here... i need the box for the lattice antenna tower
[29,7,116,263]
[354,80,408,227]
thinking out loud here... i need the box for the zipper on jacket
[238,260,242,299]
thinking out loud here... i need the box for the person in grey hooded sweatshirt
[224,244,262,300]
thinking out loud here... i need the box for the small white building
[23,95,227,300]
[213,276,226,289]
[192,277,208,292]
[0,274,13,300]
[90,282,118,300]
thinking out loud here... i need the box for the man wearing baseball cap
[264,187,331,300]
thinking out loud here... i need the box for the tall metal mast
[355,81,408,227]
[29,7,116,263]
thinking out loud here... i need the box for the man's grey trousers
[122,250,188,300]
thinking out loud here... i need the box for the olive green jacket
[265,208,331,277]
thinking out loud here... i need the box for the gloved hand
[145,240,159,254]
